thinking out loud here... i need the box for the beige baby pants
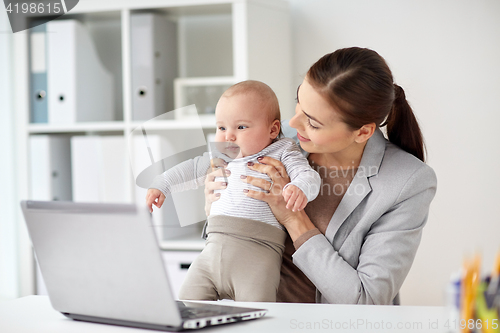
[178,215,286,302]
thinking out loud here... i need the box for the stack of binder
[29,19,114,124]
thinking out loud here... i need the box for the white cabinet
[162,250,203,300]
[35,250,203,299]
[14,0,292,296]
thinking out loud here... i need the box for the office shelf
[27,117,217,134]
[28,122,127,134]
[14,0,291,297]
[130,116,217,131]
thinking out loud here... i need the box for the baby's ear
[270,119,281,139]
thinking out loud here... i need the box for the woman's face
[289,78,358,155]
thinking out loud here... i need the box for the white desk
[0,296,450,333]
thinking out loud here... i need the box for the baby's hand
[282,185,307,212]
[146,188,165,213]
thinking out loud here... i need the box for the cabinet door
[161,251,202,300]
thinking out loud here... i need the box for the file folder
[47,19,114,123]
[29,135,72,201]
[30,24,48,123]
[71,136,127,203]
[131,13,177,120]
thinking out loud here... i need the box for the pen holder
[448,254,500,333]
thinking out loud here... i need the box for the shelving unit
[14,0,292,297]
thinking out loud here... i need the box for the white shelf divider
[28,122,127,134]
[121,8,134,203]
[27,118,217,134]
[13,29,34,297]
[130,116,216,131]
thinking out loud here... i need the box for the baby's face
[214,93,279,159]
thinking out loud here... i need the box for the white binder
[131,13,177,120]
[29,135,72,201]
[71,136,127,203]
[47,20,114,123]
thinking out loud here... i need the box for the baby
[146,80,320,302]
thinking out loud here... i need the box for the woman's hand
[243,156,317,240]
[204,158,229,216]
[242,156,297,225]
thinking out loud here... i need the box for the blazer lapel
[324,129,387,243]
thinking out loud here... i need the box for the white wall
[288,0,500,305]
[0,6,19,299]
[2,0,499,305]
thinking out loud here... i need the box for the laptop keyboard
[179,307,221,319]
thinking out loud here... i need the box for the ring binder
[131,13,178,121]
[30,24,48,123]
[47,19,114,123]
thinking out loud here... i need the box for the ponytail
[384,84,425,162]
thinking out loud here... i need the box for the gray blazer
[281,121,437,305]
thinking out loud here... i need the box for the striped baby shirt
[150,138,321,230]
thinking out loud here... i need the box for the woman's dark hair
[307,47,425,162]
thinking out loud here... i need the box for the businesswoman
[206,47,437,305]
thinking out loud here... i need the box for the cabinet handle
[137,86,147,97]
[180,263,191,270]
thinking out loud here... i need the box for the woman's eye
[307,120,319,130]
[238,125,247,130]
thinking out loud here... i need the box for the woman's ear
[270,119,281,139]
[354,123,376,144]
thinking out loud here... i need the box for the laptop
[20,200,267,331]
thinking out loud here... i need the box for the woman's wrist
[281,210,317,243]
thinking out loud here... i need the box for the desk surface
[0,296,450,333]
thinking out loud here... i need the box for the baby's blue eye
[238,125,247,130]
[218,126,226,131]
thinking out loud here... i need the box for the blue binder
[30,24,48,123]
